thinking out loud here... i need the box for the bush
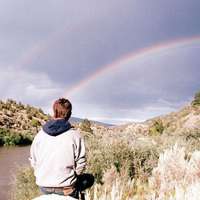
[149,119,164,136]
[0,128,6,145]
[0,128,33,146]
[3,134,22,146]
[149,144,200,199]
[85,135,159,184]
[17,101,25,110]
[192,91,200,106]
[185,129,200,141]
[80,119,93,134]
[31,119,41,132]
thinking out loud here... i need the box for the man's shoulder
[32,129,45,141]
[34,128,82,140]
[35,129,46,137]
[67,128,82,138]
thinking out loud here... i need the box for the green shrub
[149,119,164,136]
[0,129,6,145]
[3,134,21,146]
[31,119,41,132]
[0,128,10,145]
[80,119,93,134]
[85,135,159,183]
[192,91,200,106]
[130,147,159,181]
[0,128,33,146]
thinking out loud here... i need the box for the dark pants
[40,173,94,199]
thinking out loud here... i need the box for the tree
[79,119,93,134]
[192,91,200,106]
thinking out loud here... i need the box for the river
[0,146,30,200]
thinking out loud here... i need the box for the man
[30,98,94,199]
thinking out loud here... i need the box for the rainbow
[64,35,200,97]
[12,24,75,69]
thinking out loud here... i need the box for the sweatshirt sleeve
[29,135,38,169]
[74,136,86,175]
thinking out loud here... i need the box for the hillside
[0,95,200,146]
[0,99,109,136]
[0,99,49,134]
[91,93,200,153]
[120,104,200,137]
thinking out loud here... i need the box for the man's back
[30,124,86,187]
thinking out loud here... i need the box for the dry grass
[11,167,40,200]
[11,125,200,200]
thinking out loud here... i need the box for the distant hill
[70,117,113,127]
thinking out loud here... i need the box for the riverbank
[0,146,30,200]
[0,128,33,146]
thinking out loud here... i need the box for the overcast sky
[0,0,200,124]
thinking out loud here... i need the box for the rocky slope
[110,103,200,138]
[0,99,48,134]
[0,99,107,135]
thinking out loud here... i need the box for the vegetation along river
[0,146,30,200]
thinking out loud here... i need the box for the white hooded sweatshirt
[30,121,86,188]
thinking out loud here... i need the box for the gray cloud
[0,67,63,112]
[0,0,199,123]
[70,45,200,123]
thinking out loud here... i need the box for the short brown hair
[53,98,72,120]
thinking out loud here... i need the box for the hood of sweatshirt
[42,118,71,136]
